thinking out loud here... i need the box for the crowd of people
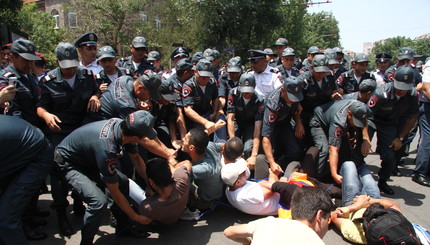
[0,32,429,245]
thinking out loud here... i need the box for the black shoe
[23,223,48,241]
[115,226,149,238]
[73,200,85,217]
[412,175,430,187]
[33,206,50,217]
[378,180,394,195]
[30,217,47,227]
[392,167,402,177]
[57,211,75,236]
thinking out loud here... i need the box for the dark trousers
[414,103,430,177]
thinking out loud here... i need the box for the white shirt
[246,217,325,245]
[372,69,386,84]
[107,72,119,83]
[251,65,282,100]
[80,60,103,75]
[226,180,280,216]
[420,60,430,103]
[64,74,76,89]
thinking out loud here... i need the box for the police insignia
[106,158,117,175]
[28,45,34,52]
[65,51,70,57]
[368,96,377,108]
[334,127,343,138]
[228,94,234,107]
[404,74,408,80]
[182,85,192,97]
[89,33,95,41]
[268,112,277,123]
[258,104,265,114]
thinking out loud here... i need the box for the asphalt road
[29,136,430,245]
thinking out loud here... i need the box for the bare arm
[262,136,282,175]
[329,145,342,184]
[175,107,187,140]
[224,224,253,245]
[227,113,236,138]
[184,105,213,128]
[420,80,430,99]
[246,120,262,170]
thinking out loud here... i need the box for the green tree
[413,38,430,60]
[0,0,23,27]
[17,3,64,68]
[371,36,414,61]
[302,11,340,56]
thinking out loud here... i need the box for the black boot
[57,209,74,236]
[378,180,394,195]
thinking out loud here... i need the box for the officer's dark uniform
[385,64,422,85]
[333,64,347,80]
[300,58,311,74]
[55,118,136,245]
[227,87,264,158]
[368,82,418,188]
[0,65,43,127]
[182,76,219,117]
[261,86,301,168]
[38,66,99,141]
[100,76,139,119]
[95,67,134,89]
[117,56,153,77]
[219,77,240,99]
[276,64,300,80]
[336,69,375,95]
[310,99,359,180]
[0,115,53,244]
[168,73,186,107]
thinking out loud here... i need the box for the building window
[51,9,59,29]
[68,11,77,28]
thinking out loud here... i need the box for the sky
[307,0,430,52]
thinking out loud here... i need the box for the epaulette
[2,72,14,78]
[124,69,132,76]
[44,74,56,82]
[383,92,388,99]
[345,72,350,78]
[270,68,279,74]
[85,69,93,76]
[95,74,102,80]
[231,87,239,95]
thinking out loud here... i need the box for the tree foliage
[371,36,414,60]
[302,11,340,54]
[0,0,23,27]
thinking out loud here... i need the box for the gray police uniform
[276,64,300,81]
[0,65,43,127]
[310,99,358,180]
[0,115,52,244]
[227,87,264,158]
[117,56,153,77]
[95,67,133,89]
[55,118,134,245]
[300,58,311,74]
[261,86,301,167]
[336,69,375,95]
[167,73,186,107]
[367,83,419,182]
[385,64,422,86]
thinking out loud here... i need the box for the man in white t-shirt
[224,187,333,245]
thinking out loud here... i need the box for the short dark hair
[291,187,333,222]
[189,128,209,155]
[224,137,243,161]
[146,158,174,188]
[34,59,46,68]
[120,120,141,137]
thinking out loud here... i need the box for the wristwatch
[398,136,404,141]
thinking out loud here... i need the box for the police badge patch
[268,111,278,123]
[182,84,192,97]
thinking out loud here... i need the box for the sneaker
[180,207,200,220]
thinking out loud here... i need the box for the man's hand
[44,113,62,132]
[390,137,403,151]
[269,162,283,176]
[204,121,216,134]
[171,140,183,150]
[0,85,17,104]
[361,139,372,156]
[331,91,343,100]
[87,95,101,112]
[353,195,371,209]
[295,122,305,139]
[332,173,343,185]
[246,155,257,170]
[99,83,109,93]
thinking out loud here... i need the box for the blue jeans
[340,161,380,206]
[414,103,430,177]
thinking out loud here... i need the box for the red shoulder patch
[368,96,378,108]
[227,94,234,107]
[182,84,192,98]
[334,127,344,138]
[106,158,117,175]
[268,111,278,123]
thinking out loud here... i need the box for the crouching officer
[95,46,133,93]
[55,111,157,244]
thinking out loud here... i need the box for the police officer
[74,32,103,74]
[36,42,100,236]
[147,51,164,74]
[255,76,304,179]
[336,53,375,95]
[300,46,323,74]
[385,47,422,85]
[310,99,371,184]
[273,37,290,66]
[0,43,12,70]
[117,36,153,76]
[55,111,157,244]
[264,48,277,67]
[162,46,189,80]
[413,60,430,187]
[226,73,264,169]
[218,57,242,112]
[298,54,337,149]
[248,49,283,100]
[0,39,43,127]
[277,47,300,81]
[95,46,133,93]
[325,48,341,80]
[333,47,348,75]
[372,52,392,84]
[0,115,53,244]
[182,59,227,143]
[367,66,419,194]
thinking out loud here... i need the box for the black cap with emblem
[74,32,98,47]
[239,73,256,93]
[393,65,414,90]
[283,76,303,102]
[55,42,79,68]
[227,57,242,73]
[11,39,41,61]
[248,49,268,62]
[375,52,392,63]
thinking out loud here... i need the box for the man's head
[147,51,162,69]
[133,71,162,101]
[348,101,372,128]
[324,49,340,71]
[311,54,330,80]
[248,49,268,73]
[264,48,276,62]
[353,53,369,76]
[130,36,148,61]
[358,79,377,103]
[396,47,413,66]
[307,46,322,62]
[281,76,303,104]
[333,47,344,63]
[146,158,174,189]
[281,47,296,70]
[223,137,244,163]
[411,51,422,66]
[191,51,203,65]
[227,57,242,81]
[55,42,79,78]
[121,110,157,140]
[182,128,209,156]
[10,39,41,74]
[273,38,289,57]
[393,65,414,97]
[194,59,213,86]
[203,48,217,65]
[97,46,117,73]
[239,73,256,99]
[171,47,189,64]
[291,187,333,238]
[1,43,12,65]
[159,79,179,104]
[221,161,249,190]
[375,52,392,73]
[75,32,98,64]
[176,58,194,81]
